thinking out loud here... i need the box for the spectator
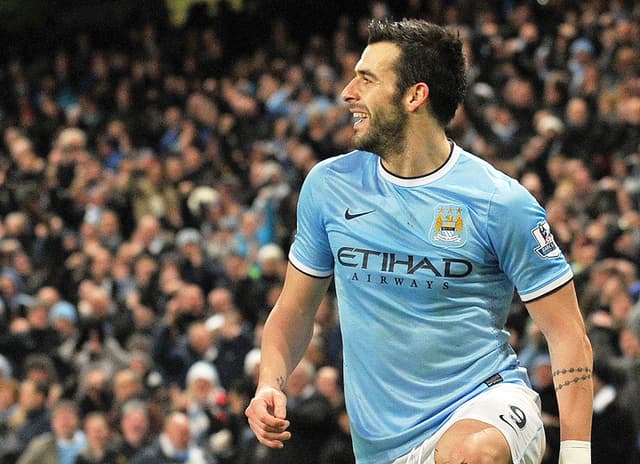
[206,286,237,317]
[129,215,173,259]
[109,368,164,436]
[0,299,61,380]
[131,410,212,464]
[0,378,20,464]
[617,308,640,445]
[76,411,118,464]
[315,365,344,411]
[216,376,254,464]
[21,354,60,392]
[17,400,86,464]
[172,361,229,446]
[530,354,560,463]
[243,348,261,386]
[76,364,113,418]
[591,361,638,463]
[313,294,343,370]
[239,243,286,326]
[262,359,334,464]
[206,310,254,390]
[152,319,215,389]
[118,156,182,229]
[96,208,124,254]
[49,301,81,389]
[7,379,51,458]
[111,399,153,463]
[175,227,224,294]
[0,267,34,323]
[318,402,355,464]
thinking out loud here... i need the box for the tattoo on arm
[552,366,592,391]
[277,375,286,390]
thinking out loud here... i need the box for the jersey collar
[377,141,461,187]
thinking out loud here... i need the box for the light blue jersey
[289,142,572,464]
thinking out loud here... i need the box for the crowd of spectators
[0,0,639,462]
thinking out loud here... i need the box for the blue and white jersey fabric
[289,142,572,464]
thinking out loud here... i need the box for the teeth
[353,112,367,119]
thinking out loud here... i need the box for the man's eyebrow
[355,68,379,80]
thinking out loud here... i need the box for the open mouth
[353,112,368,129]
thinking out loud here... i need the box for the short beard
[353,92,408,159]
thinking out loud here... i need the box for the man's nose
[341,78,358,102]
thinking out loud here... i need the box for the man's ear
[405,82,429,112]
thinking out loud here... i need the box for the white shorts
[392,383,545,464]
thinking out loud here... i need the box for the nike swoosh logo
[344,209,376,220]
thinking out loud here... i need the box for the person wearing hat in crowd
[49,300,78,327]
[50,301,81,371]
[47,301,82,397]
[172,360,229,449]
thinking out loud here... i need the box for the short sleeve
[488,179,573,302]
[288,163,334,277]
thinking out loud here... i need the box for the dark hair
[368,18,467,127]
[52,398,79,416]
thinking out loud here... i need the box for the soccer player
[245,18,593,464]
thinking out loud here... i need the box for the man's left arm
[525,280,593,460]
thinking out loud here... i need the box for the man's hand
[245,386,291,448]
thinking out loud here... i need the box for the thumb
[272,390,288,420]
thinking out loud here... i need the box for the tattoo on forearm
[552,366,592,391]
[277,375,285,390]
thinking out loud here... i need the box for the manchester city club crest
[430,204,468,248]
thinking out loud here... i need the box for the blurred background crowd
[0,0,639,463]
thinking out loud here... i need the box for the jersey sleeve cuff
[288,252,333,278]
[518,269,573,303]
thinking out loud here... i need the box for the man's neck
[380,128,451,178]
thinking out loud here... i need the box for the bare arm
[258,263,332,391]
[245,263,332,448]
[525,280,593,442]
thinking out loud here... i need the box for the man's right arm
[245,263,332,448]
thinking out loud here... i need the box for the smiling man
[245,18,593,464]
